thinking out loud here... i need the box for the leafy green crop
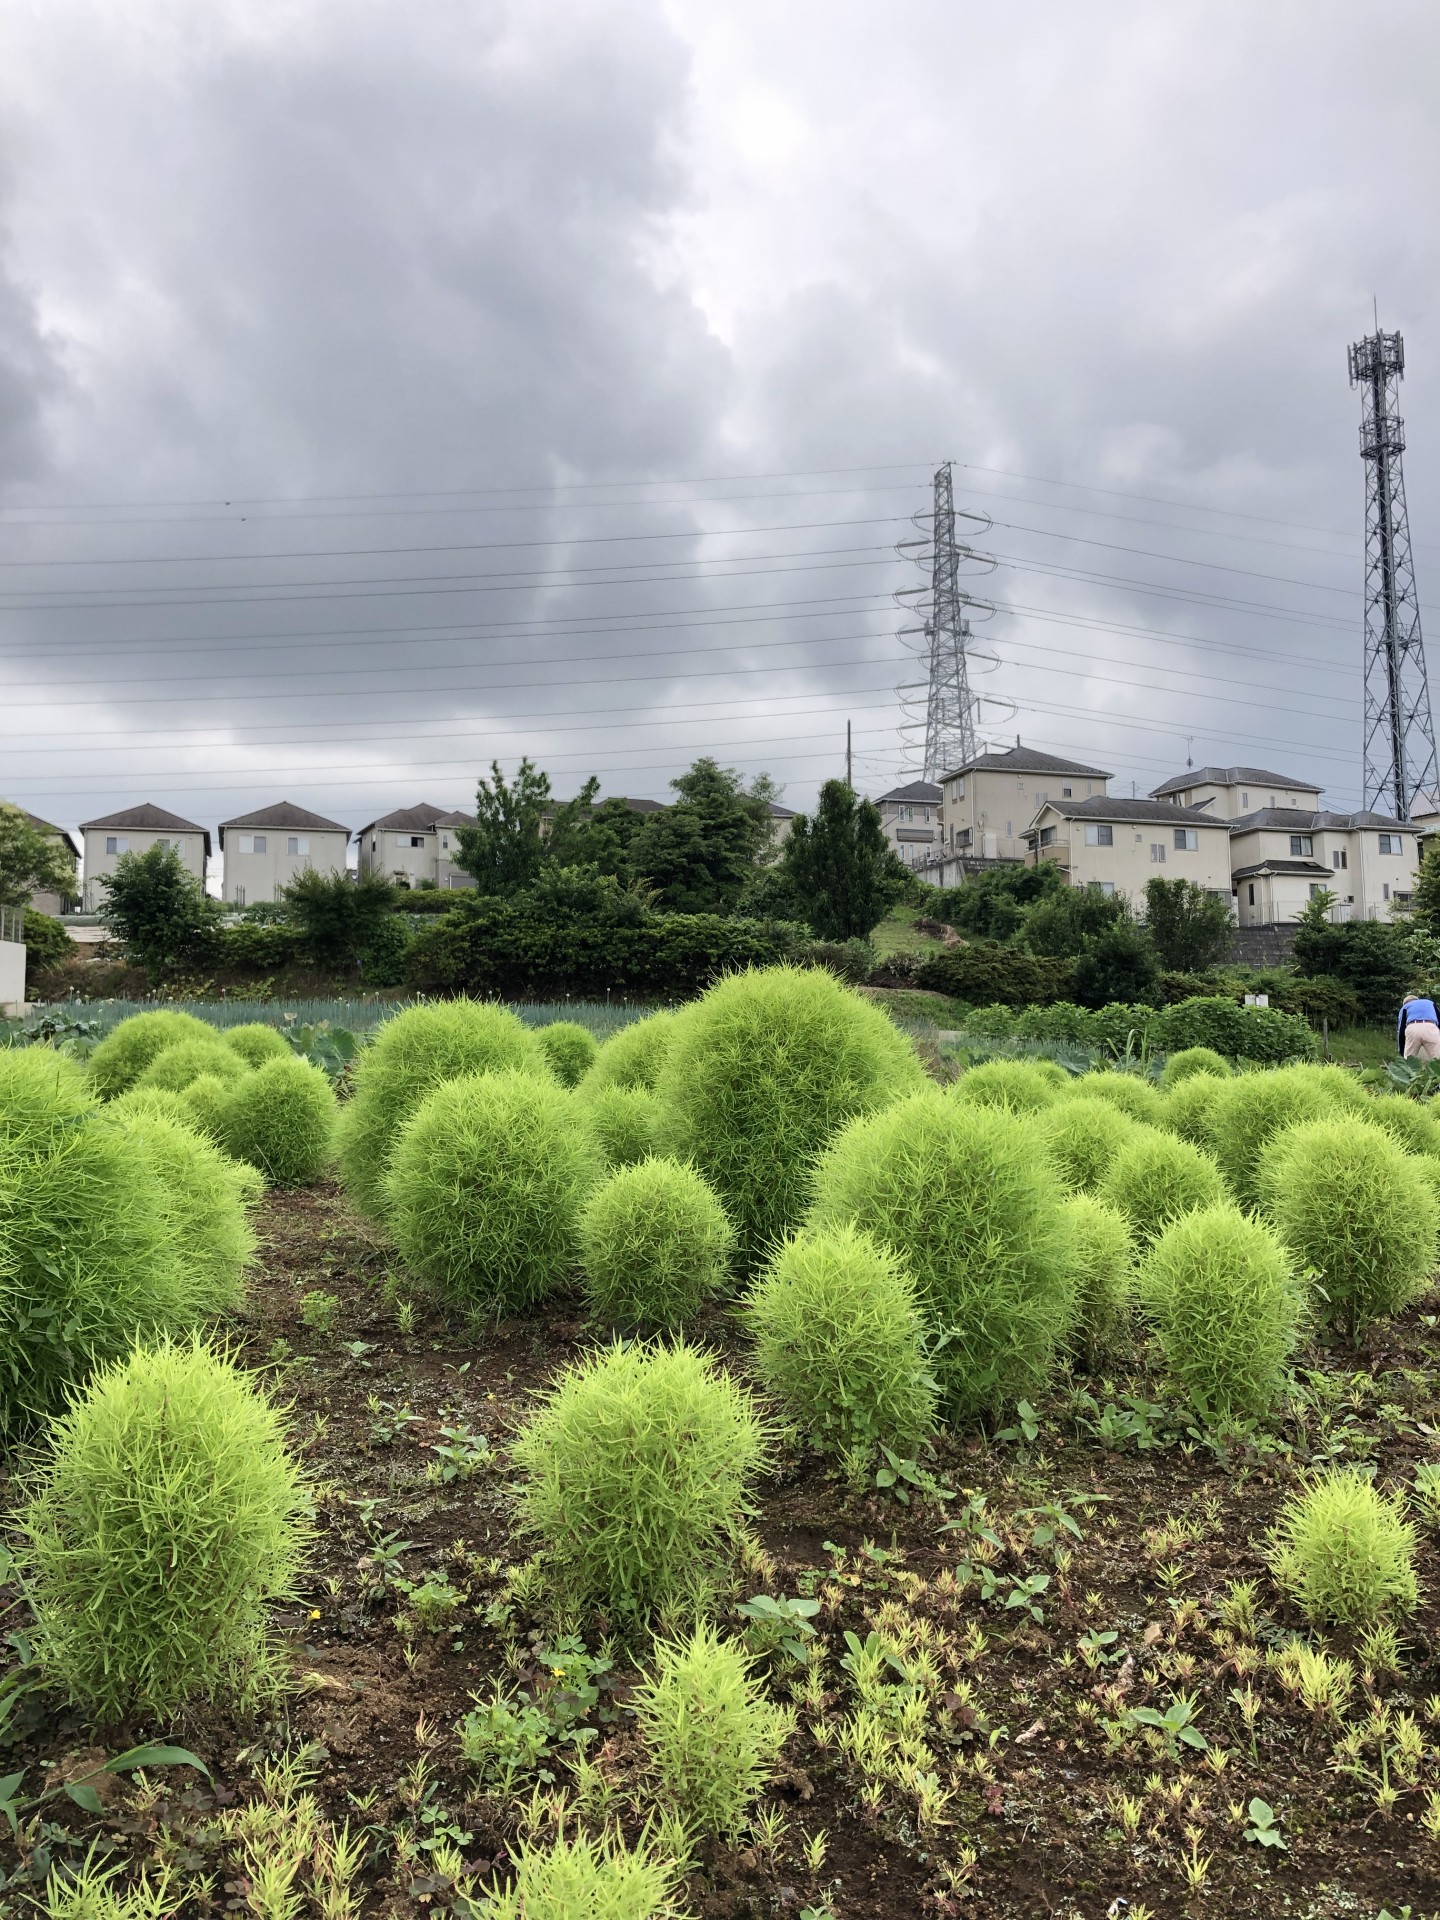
[85,1010,216,1100]
[1269,1468,1418,1626]
[578,1157,734,1330]
[220,1054,339,1187]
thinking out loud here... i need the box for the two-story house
[78,804,211,911]
[1150,765,1323,820]
[355,803,478,890]
[219,802,352,906]
[9,808,80,915]
[873,781,942,870]
[1025,796,1233,902]
[1226,807,1419,925]
[933,744,1111,883]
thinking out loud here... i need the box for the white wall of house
[877,800,942,869]
[1159,776,1322,821]
[82,829,206,911]
[357,825,475,890]
[0,923,24,1014]
[1030,807,1233,901]
[1231,823,1419,924]
[222,829,350,905]
[944,767,1108,862]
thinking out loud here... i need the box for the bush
[1207,1067,1350,1211]
[1162,1072,1229,1148]
[1070,922,1161,1010]
[586,1011,677,1092]
[0,1046,95,1156]
[1087,1002,1159,1057]
[512,1339,766,1625]
[1269,1469,1418,1626]
[1137,1205,1300,1418]
[536,1019,600,1087]
[21,909,73,994]
[951,1059,1062,1115]
[179,1071,230,1142]
[807,1092,1073,1422]
[632,1624,793,1838]
[578,1084,659,1169]
[917,942,1073,1008]
[21,1339,309,1717]
[1291,915,1413,1024]
[1160,1046,1232,1089]
[387,1070,598,1315]
[579,1158,734,1330]
[220,1055,339,1187]
[1258,1117,1439,1336]
[747,1224,937,1465]
[1065,1073,1165,1128]
[1013,1001,1097,1045]
[86,1009,216,1099]
[223,1022,292,1067]
[1363,1095,1440,1158]
[137,1037,251,1094]
[483,1827,682,1920]
[1148,996,1318,1065]
[336,999,550,1218]
[1060,1195,1133,1368]
[1097,1130,1227,1248]
[1037,1096,1139,1192]
[110,1105,261,1314]
[656,966,925,1267]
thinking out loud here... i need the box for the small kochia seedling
[1269,1468,1419,1627]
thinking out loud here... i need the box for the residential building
[219,802,351,906]
[1150,765,1322,821]
[873,780,942,870]
[1228,807,1419,925]
[355,803,478,890]
[767,801,798,850]
[1025,796,1233,903]
[936,744,1112,872]
[8,807,80,914]
[78,804,211,911]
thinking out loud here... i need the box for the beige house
[937,745,1111,872]
[1151,764,1323,822]
[78,804,210,911]
[219,802,351,906]
[1228,807,1419,926]
[874,780,942,871]
[355,803,478,890]
[10,807,80,915]
[1026,796,1233,903]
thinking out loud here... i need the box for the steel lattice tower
[1349,327,1438,820]
[896,462,989,780]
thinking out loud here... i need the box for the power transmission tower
[1349,326,1438,820]
[896,462,993,780]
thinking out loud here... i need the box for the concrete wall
[82,829,207,911]
[223,828,350,905]
[0,937,24,1015]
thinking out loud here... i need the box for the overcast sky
[1,0,1437,865]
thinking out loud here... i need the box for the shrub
[587,1011,677,1092]
[179,1071,230,1142]
[336,999,550,1218]
[807,1092,1073,1422]
[223,1022,292,1067]
[1162,1072,1229,1148]
[1148,995,1318,1065]
[0,1046,95,1157]
[512,1339,767,1625]
[1258,1117,1439,1336]
[1160,1046,1232,1088]
[1097,1130,1227,1248]
[656,966,925,1266]
[1064,1073,1165,1128]
[536,1020,600,1087]
[86,1009,216,1099]
[220,1055,339,1187]
[1207,1067,1350,1211]
[1059,1195,1133,1368]
[579,1158,734,1330]
[1363,1095,1440,1159]
[578,1084,659,1169]
[21,1339,309,1717]
[951,1059,1062,1114]
[1137,1205,1300,1418]
[386,1070,599,1315]
[137,1037,251,1094]
[747,1224,936,1465]
[484,1826,683,1920]
[1036,1095,1139,1193]
[110,1106,261,1314]
[632,1624,793,1837]
[1269,1469,1419,1626]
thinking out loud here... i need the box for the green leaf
[102,1743,212,1782]
[65,1781,104,1813]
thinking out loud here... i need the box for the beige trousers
[1403,1020,1440,1061]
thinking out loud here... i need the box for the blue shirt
[1398,998,1439,1051]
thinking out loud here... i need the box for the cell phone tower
[1349,326,1438,821]
[895,462,994,780]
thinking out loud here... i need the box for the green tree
[629,759,773,914]
[1070,920,1161,1009]
[0,804,75,912]
[454,759,553,895]
[282,868,396,972]
[1292,898,1412,1023]
[781,781,909,940]
[99,843,222,984]
[930,861,1063,942]
[1023,883,1127,958]
[1411,844,1440,937]
[1143,876,1235,972]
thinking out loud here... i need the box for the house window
[1248,883,1255,905]
[1062,784,1073,798]
[922,808,931,823]
[1383,882,1391,901]
[1173,828,1198,851]
[1241,792,1249,807]
[394,834,426,849]
[105,836,128,855]
[1308,883,1323,899]
[1289,835,1313,857]
[1097,880,1115,896]
[1332,850,1348,870]
[1039,825,1057,848]
[288,836,310,855]
[441,835,449,849]
[1083,824,1113,846]
[238,834,266,855]
[1150,843,1167,863]
[1005,820,1013,837]
[1379,833,1404,855]
[951,778,965,801]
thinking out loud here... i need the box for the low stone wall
[1228,925,1299,968]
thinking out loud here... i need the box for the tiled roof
[940,745,1111,780]
[876,780,943,804]
[1151,765,1322,798]
[78,803,212,857]
[218,800,350,848]
[1231,858,1335,879]
[1230,807,1408,833]
[1029,796,1222,828]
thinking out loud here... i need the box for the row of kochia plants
[2,968,1436,1909]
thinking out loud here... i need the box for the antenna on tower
[894,463,996,781]
[1349,324,1438,821]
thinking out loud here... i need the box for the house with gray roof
[355,803,478,890]
[1150,765,1323,820]
[7,807,80,915]
[873,779,942,869]
[219,801,351,906]
[78,804,211,911]
[936,742,1112,869]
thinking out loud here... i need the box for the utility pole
[1349,325,1438,820]
[846,719,852,788]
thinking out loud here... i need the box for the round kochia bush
[179,1072,230,1142]
[1138,1205,1300,1418]
[110,1106,261,1315]
[137,1037,251,1095]
[1037,1095,1138,1193]
[952,1060,1061,1115]
[1269,1468,1418,1626]
[1097,1129,1227,1247]
[579,1083,659,1169]
[747,1224,937,1465]
[220,1055,339,1187]
[536,1020,599,1088]
[337,1000,550,1218]
[1363,1095,1440,1159]
[807,1092,1073,1423]
[1059,1195,1134,1368]
[512,1339,767,1625]
[579,1158,734,1330]
[1160,1046,1232,1089]
[387,1070,599,1315]
[0,1047,95,1157]
[86,1009,216,1100]
[656,966,925,1266]
[1208,1068,1352,1211]
[1162,1072,1228,1148]
[223,1022,292,1068]
[586,1010,677,1092]
[22,1339,309,1718]
[1258,1116,1439,1336]
[1064,1073,1165,1127]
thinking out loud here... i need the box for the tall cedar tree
[781,781,908,941]
[628,759,773,914]
[1143,876,1235,972]
[0,804,75,912]
[281,869,396,971]
[454,760,552,895]
[99,842,223,984]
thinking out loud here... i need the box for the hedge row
[955,995,1319,1065]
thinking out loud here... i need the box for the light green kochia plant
[1137,1204,1301,1418]
[85,1009,217,1100]
[746,1224,937,1466]
[386,1070,599,1316]
[222,1022,292,1068]
[1362,1094,1440,1159]
[1161,1072,1229,1148]
[1206,1067,1352,1211]
[483,1824,684,1920]
[585,1010,677,1093]
[512,1340,768,1626]
[220,1055,339,1187]
[806,1091,1074,1423]
[1259,1115,1439,1337]
[108,1102,262,1314]
[177,1072,230,1143]
[1096,1129,1227,1248]
[578,1157,734,1330]
[136,1037,252,1096]
[1268,1468,1419,1626]
[1058,1194,1134,1369]
[21,1338,310,1718]
[336,999,551,1217]
[536,1019,600,1088]
[1036,1095,1140,1193]
[577,1083,659,1170]
[655,966,926,1266]
[631,1624,794,1838]
[1160,1046,1232,1089]
[1060,1073,1165,1128]
[951,1059,1062,1115]
[0,1046,96,1157]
